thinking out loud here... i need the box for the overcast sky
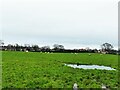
[1,0,119,49]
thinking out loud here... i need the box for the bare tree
[0,40,4,50]
[101,43,113,51]
[53,44,64,51]
[32,45,40,51]
[7,44,13,51]
[0,40,4,46]
[15,43,21,51]
[41,46,50,52]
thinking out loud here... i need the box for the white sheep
[89,54,91,56]
[25,50,28,52]
[101,84,106,89]
[75,53,77,55]
[73,83,78,90]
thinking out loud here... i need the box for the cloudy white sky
[1,0,119,49]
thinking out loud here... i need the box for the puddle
[65,64,116,70]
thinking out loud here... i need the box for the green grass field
[2,51,119,88]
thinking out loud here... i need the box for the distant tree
[7,44,13,51]
[93,49,98,53]
[0,40,4,46]
[41,46,50,52]
[15,43,21,51]
[53,44,64,51]
[0,40,4,50]
[32,45,40,51]
[24,44,30,51]
[101,43,113,51]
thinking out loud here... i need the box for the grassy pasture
[2,51,119,88]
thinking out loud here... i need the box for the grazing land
[2,51,118,88]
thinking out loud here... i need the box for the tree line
[0,40,119,54]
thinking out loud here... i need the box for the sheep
[73,83,78,90]
[25,50,28,52]
[101,84,107,89]
[89,54,91,56]
[75,53,77,55]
